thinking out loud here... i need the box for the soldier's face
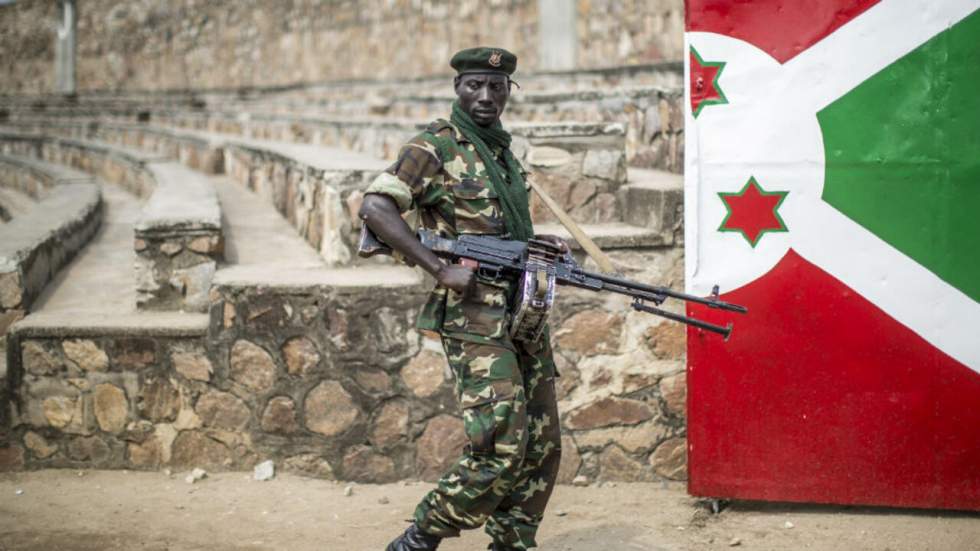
[455,73,510,127]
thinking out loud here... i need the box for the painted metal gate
[683,0,980,510]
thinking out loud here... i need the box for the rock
[326,308,349,351]
[260,396,299,434]
[22,341,61,375]
[400,349,446,398]
[62,339,109,372]
[353,369,392,394]
[67,435,111,463]
[134,238,147,252]
[154,424,178,464]
[196,390,250,431]
[650,437,687,480]
[622,372,659,393]
[122,420,154,443]
[111,338,156,370]
[128,437,161,467]
[23,431,58,459]
[0,271,23,308]
[282,454,335,479]
[645,322,686,360]
[304,380,360,437]
[229,340,277,392]
[555,356,579,401]
[555,311,624,356]
[564,397,654,430]
[784,521,795,529]
[527,146,574,167]
[171,431,232,469]
[573,422,668,453]
[369,400,409,448]
[572,475,589,487]
[42,396,78,429]
[659,373,686,417]
[415,414,466,481]
[188,235,220,254]
[556,435,582,484]
[593,192,618,222]
[0,445,25,471]
[139,378,180,422]
[378,496,390,505]
[253,459,275,481]
[93,383,129,434]
[341,446,397,483]
[185,467,208,484]
[728,537,741,547]
[282,337,320,376]
[223,302,236,328]
[582,149,625,181]
[344,484,354,497]
[169,262,216,311]
[160,241,183,256]
[171,350,213,381]
[598,445,655,482]
[173,406,203,431]
[568,180,597,210]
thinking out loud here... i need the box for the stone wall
[5,246,688,482]
[0,0,683,94]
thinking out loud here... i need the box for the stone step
[618,168,684,238]
[0,186,36,221]
[534,222,671,250]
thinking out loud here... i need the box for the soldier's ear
[453,75,461,92]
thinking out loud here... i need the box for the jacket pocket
[449,179,505,235]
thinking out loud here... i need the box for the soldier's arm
[359,193,474,294]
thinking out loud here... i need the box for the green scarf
[448,100,534,242]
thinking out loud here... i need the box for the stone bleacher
[0,64,690,484]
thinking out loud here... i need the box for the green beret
[450,47,517,76]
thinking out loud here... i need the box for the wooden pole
[528,178,617,274]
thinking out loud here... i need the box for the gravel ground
[0,470,977,551]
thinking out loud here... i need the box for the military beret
[450,47,517,76]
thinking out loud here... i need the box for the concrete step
[0,186,37,221]
[534,221,671,250]
[618,168,684,236]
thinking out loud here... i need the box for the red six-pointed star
[690,46,728,118]
[718,177,789,247]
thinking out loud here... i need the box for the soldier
[358,47,564,551]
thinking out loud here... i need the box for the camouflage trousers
[414,333,562,549]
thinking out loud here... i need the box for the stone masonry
[0,0,684,93]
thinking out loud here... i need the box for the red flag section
[687,250,980,510]
[686,0,880,63]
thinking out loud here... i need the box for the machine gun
[360,226,747,341]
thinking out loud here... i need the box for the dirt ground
[0,470,977,551]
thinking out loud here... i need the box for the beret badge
[488,50,503,67]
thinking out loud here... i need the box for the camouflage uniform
[365,119,562,549]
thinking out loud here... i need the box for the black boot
[386,523,442,551]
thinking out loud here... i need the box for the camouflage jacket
[364,119,530,343]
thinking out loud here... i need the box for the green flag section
[818,9,980,302]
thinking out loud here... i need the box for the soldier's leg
[485,336,562,549]
[414,337,530,538]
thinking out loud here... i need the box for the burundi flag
[683,0,980,511]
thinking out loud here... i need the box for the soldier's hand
[437,263,476,296]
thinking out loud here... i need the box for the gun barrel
[573,268,747,313]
